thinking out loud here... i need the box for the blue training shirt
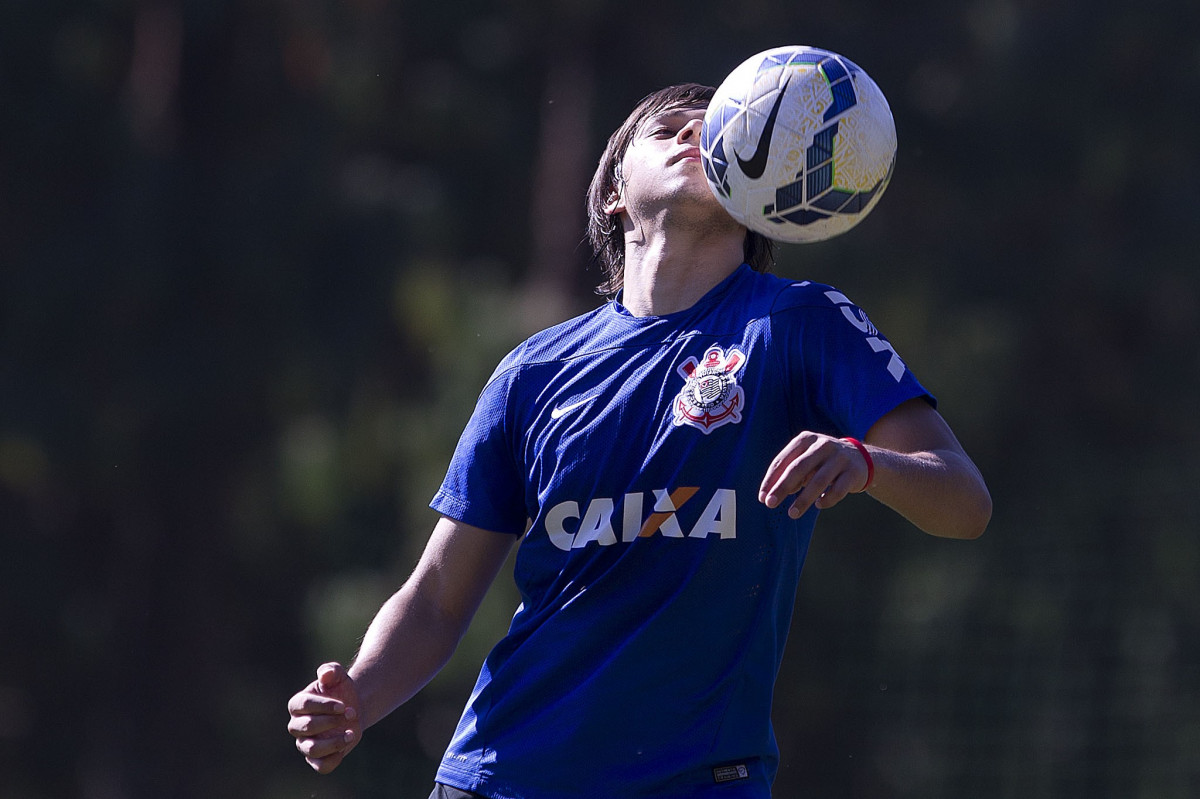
[430,264,931,798]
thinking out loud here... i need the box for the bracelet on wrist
[841,437,875,493]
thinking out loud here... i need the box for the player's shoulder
[773,278,839,310]
[742,270,852,315]
[485,305,610,385]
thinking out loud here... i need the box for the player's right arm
[287,516,516,773]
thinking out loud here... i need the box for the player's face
[607,106,722,221]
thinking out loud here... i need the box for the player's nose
[676,117,703,143]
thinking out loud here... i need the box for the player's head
[586,83,775,296]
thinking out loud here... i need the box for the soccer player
[287,83,991,798]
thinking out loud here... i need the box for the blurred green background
[3,0,1198,797]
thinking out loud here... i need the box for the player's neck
[620,228,745,317]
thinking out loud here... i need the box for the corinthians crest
[673,345,748,433]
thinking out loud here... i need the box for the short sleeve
[431,368,528,535]
[773,284,934,440]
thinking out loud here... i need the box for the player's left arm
[859,397,991,538]
[759,398,991,539]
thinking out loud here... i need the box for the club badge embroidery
[673,345,748,434]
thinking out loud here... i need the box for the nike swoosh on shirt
[550,397,593,419]
[735,75,791,180]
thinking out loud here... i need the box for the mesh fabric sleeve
[431,366,528,535]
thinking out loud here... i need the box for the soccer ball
[700,45,897,244]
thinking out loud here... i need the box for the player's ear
[602,187,623,215]
[602,162,626,214]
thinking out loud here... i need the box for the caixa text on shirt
[543,487,736,551]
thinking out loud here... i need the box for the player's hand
[759,432,870,519]
[287,662,363,773]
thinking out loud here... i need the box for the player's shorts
[429,784,487,799]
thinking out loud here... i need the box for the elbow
[957,486,993,540]
[944,459,992,540]
[922,482,991,540]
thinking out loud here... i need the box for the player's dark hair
[586,83,775,297]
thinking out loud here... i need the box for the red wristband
[842,437,874,492]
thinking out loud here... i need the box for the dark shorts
[429,784,487,799]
